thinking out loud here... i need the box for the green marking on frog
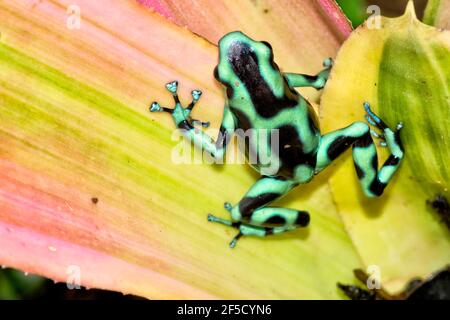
[149,31,404,248]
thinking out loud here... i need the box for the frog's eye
[260,41,272,51]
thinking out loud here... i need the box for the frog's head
[214,31,287,100]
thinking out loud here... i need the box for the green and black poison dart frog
[150,31,404,248]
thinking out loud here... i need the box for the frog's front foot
[149,81,209,127]
[315,58,333,90]
[364,102,403,151]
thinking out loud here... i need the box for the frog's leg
[208,176,310,248]
[284,58,333,90]
[315,102,404,197]
[150,81,236,160]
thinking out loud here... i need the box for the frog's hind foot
[207,205,307,249]
[364,102,403,133]
[364,102,387,131]
[364,102,403,149]
[369,129,387,147]
[207,214,242,248]
[207,214,297,249]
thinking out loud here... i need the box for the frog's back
[214,32,320,179]
[232,99,320,180]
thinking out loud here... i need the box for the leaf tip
[403,0,418,21]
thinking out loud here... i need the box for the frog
[149,31,404,248]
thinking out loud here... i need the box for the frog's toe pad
[323,57,333,68]
[365,115,377,127]
[150,102,161,112]
[165,81,178,93]
[191,90,202,101]
[363,102,389,130]
[224,202,232,212]
[191,119,210,128]
[229,238,238,248]
[363,102,380,123]
[370,129,382,138]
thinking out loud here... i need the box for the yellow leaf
[321,1,450,294]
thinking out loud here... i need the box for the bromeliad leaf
[137,0,352,102]
[321,1,450,294]
[0,0,361,298]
